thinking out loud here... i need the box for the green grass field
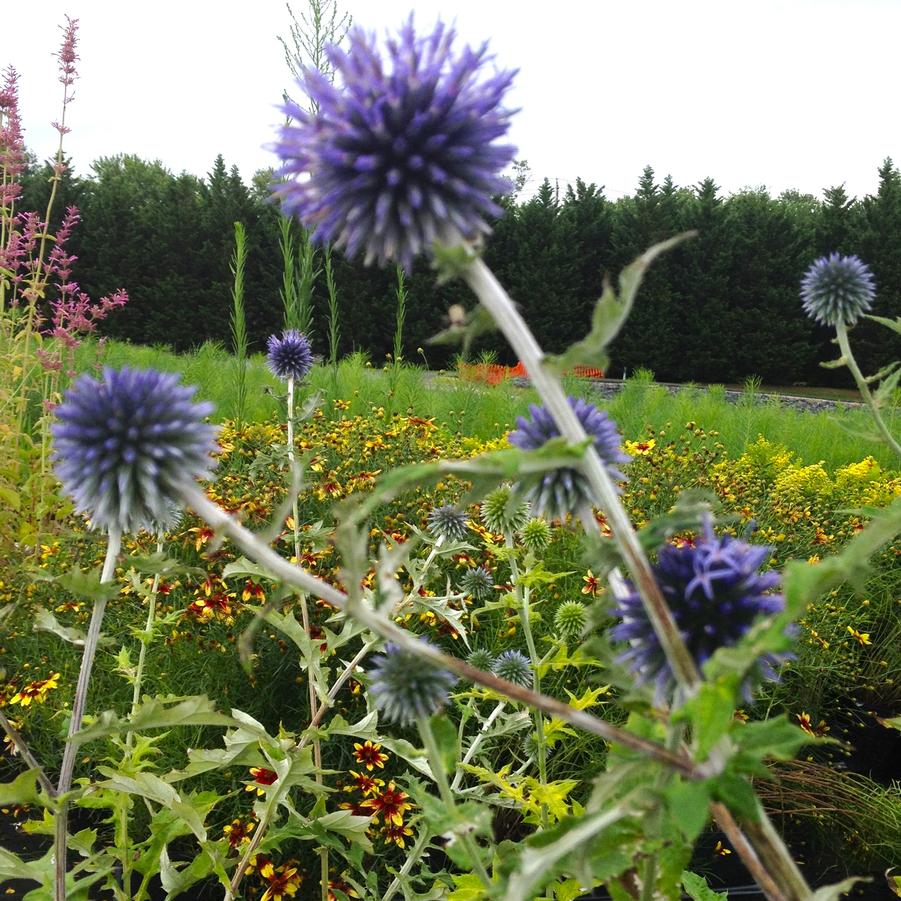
[78,339,900,472]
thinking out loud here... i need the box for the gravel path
[570,379,864,414]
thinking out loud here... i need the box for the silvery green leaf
[33,607,89,646]
[548,233,695,375]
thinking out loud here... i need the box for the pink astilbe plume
[0,66,25,208]
[52,17,78,136]
[56,17,79,87]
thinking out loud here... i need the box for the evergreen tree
[855,158,901,374]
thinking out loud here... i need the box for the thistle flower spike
[368,641,457,726]
[800,253,876,327]
[427,504,469,542]
[51,367,217,535]
[611,517,789,702]
[491,649,532,687]
[272,17,518,271]
[508,396,629,518]
[266,329,313,382]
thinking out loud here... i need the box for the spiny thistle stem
[505,533,547,826]
[180,484,700,777]
[417,715,492,891]
[226,639,377,899]
[461,254,700,693]
[0,709,56,797]
[54,528,120,901]
[229,542,452,898]
[450,700,505,792]
[835,322,901,458]
[383,826,431,901]
[127,533,165,746]
[286,375,328,900]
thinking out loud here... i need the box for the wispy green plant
[324,245,340,367]
[393,265,407,366]
[229,221,249,425]
[296,227,317,338]
[278,216,316,336]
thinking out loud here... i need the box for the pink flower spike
[56,17,80,87]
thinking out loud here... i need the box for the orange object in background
[457,360,603,384]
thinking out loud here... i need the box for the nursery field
[2,349,899,899]
[4,12,901,899]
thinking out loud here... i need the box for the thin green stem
[418,715,492,892]
[836,322,901,458]
[127,534,165,746]
[0,709,56,796]
[640,724,685,901]
[450,700,505,792]
[506,534,547,826]
[18,61,72,436]
[226,639,379,900]
[286,375,328,901]
[382,826,431,901]
[54,529,121,901]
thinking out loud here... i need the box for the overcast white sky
[8,0,901,201]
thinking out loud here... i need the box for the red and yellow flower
[581,570,600,596]
[259,860,301,901]
[364,782,412,826]
[10,673,60,707]
[222,817,255,850]
[344,770,384,797]
[381,821,414,848]
[245,767,278,795]
[352,741,388,771]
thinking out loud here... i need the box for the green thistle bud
[554,601,587,641]
[481,485,529,535]
[491,649,532,687]
[523,731,554,760]
[520,517,551,552]
[460,566,495,602]
[368,641,457,726]
[466,648,495,671]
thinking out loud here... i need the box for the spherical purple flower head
[272,18,518,271]
[368,640,457,726]
[508,397,630,518]
[51,367,217,535]
[800,253,876,327]
[611,519,787,703]
[266,329,313,382]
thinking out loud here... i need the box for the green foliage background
[20,152,901,383]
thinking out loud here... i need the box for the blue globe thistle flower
[273,18,518,271]
[610,520,787,701]
[266,330,313,382]
[368,641,457,726]
[427,504,469,542]
[508,397,630,518]
[800,253,876,327]
[460,566,495,601]
[51,367,217,535]
[491,649,532,687]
